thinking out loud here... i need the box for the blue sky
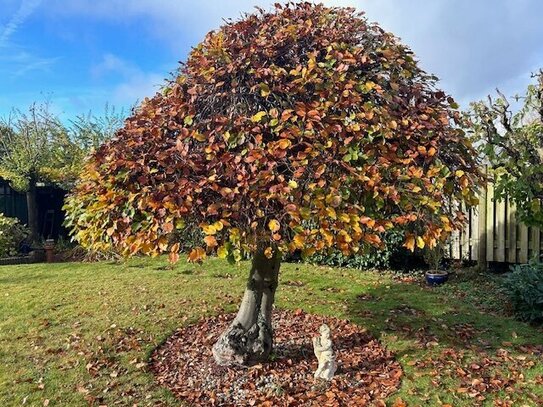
[1,0,542,119]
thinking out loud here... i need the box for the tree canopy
[471,70,543,227]
[64,2,482,263]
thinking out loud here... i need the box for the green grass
[1,258,542,406]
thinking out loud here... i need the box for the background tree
[470,70,543,227]
[0,103,124,242]
[0,103,68,242]
[69,104,126,152]
[64,3,482,366]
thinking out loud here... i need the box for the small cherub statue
[312,324,337,380]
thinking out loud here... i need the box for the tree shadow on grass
[344,280,543,356]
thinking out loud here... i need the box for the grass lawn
[1,258,542,406]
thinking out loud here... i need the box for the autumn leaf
[188,247,206,263]
[404,234,415,252]
[268,219,280,232]
[251,111,267,123]
[168,251,180,264]
[217,245,228,259]
[278,139,291,149]
[259,83,271,97]
[204,235,218,248]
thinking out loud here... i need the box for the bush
[502,261,543,324]
[306,231,424,271]
[0,213,29,258]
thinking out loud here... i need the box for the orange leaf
[168,251,180,264]
[188,247,206,263]
[278,139,291,149]
[404,234,415,252]
[204,235,218,248]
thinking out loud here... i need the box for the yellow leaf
[193,132,206,142]
[325,207,337,220]
[268,219,280,233]
[365,81,376,91]
[251,111,267,123]
[293,234,305,249]
[217,245,228,259]
[416,236,425,249]
[288,180,298,189]
[455,170,465,177]
[202,224,217,235]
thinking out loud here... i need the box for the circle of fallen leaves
[151,309,402,406]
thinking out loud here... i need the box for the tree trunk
[26,181,39,244]
[212,245,280,366]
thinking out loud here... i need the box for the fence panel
[447,182,541,265]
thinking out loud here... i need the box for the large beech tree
[65,3,482,366]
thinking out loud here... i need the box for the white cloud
[0,0,42,47]
[112,71,164,105]
[90,53,165,105]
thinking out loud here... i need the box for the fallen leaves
[150,309,402,406]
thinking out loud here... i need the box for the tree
[69,104,126,152]
[64,3,482,366]
[0,103,125,242]
[470,70,543,227]
[0,103,67,242]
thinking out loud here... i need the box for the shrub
[0,213,29,258]
[307,231,404,270]
[502,261,543,324]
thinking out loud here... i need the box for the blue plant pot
[425,271,449,286]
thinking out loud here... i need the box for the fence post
[477,171,488,270]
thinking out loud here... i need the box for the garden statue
[312,324,337,380]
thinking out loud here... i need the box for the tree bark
[212,244,280,366]
[26,181,39,244]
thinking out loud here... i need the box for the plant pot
[425,270,449,286]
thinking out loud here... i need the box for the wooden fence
[447,182,542,265]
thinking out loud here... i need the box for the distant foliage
[503,261,543,324]
[0,214,29,258]
[470,70,543,227]
[0,103,68,191]
[65,2,482,263]
[308,231,404,270]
